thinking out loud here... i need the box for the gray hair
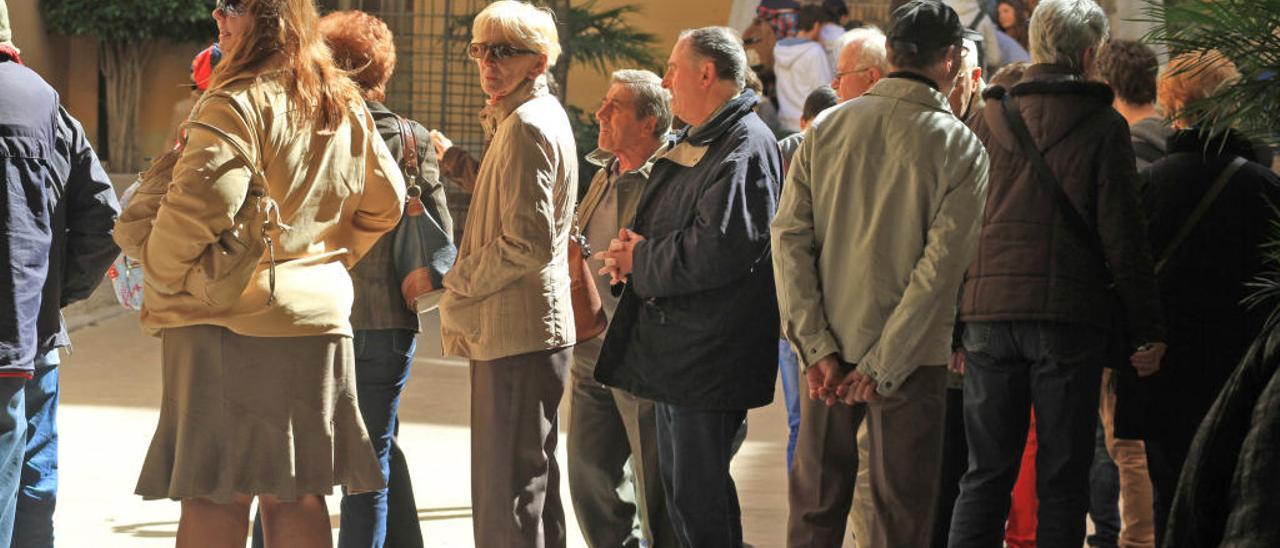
[610,69,673,139]
[1029,0,1109,73]
[678,26,748,91]
[837,26,888,73]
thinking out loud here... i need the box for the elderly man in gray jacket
[771,1,988,546]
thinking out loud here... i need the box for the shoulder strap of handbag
[1153,156,1248,275]
[394,115,421,190]
[183,119,267,190]
[1000,95,1117,286]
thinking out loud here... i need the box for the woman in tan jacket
[119,1,405,546]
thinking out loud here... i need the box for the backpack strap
[1154,156,1248,275]
[1000,95,1116,287]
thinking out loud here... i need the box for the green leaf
[41,0,218,45]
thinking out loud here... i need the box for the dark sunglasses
[467,42,537,61]
[216,0,246,17]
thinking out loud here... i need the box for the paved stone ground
[54,311,797,547]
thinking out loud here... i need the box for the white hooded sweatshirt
[773,38,833,133]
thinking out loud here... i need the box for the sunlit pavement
[53,311,795,547]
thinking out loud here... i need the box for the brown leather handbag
[568,219,607,342]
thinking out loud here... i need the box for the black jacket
[1122,129,1280,442]
[1166,316,1280,547]
[0,60,60,373]
[348,100,449,332]
[595,90,782,410]
[39,107,121,355]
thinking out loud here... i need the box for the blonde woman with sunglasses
[437,2,579,546]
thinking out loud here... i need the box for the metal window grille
[848,2,893,27]
[327,0,489,235]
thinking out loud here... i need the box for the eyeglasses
[216,0,245,17]
[833,67,872,80]
[467,42,537,62]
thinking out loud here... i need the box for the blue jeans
[949,321,1105,548]
[654,402,746,548]
[0,377,25,546]
[338,329,418,548]
[778,339,801,469]
[13,351,59,548]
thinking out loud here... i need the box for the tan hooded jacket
[120,67,405,338]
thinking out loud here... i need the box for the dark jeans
[949,321,1105,548]
[1087,422,1120,548]
[339,329,419,548]
[933,386,967,548]
[655,402,747,548]
[250,329,422,548]
[14,353,59,548]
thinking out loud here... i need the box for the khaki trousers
[1099,369,1156,547]
[787,366,948,548]
[566,366,674,547]
[470,347,571,548]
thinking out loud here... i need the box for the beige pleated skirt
[135,324,385,503]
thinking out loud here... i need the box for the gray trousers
[471,347,571,548]
[566,364,675,548]
[787,366,947,548]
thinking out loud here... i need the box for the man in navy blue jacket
[596,26,783,548]
[0,18,60,542]
[1,6,121,542]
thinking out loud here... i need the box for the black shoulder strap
[1154,156,1247,274]
[1000,95,1115,286]
[968,9,987,29]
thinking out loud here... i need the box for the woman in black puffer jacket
[1138,51,1280,546]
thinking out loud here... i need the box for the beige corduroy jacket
[438,76,579,360]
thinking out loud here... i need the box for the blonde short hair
[472,0,562,67]
[1158,51,1240,125]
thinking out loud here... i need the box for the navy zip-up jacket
[0,59,59,374]
[38,107,121,355]
[596,90,783,410]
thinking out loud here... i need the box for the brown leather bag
[568,220,607,342]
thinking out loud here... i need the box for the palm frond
[1140,0,1280,148]
[561,0,660,73]
[1243,201,1280,326]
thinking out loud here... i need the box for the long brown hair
[208,0,361,132]
[998,0,1030,50]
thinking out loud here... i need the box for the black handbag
[390,115,457,313]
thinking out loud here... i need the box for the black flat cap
[887,0,966,56]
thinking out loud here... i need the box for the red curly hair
[319,10,397,103]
